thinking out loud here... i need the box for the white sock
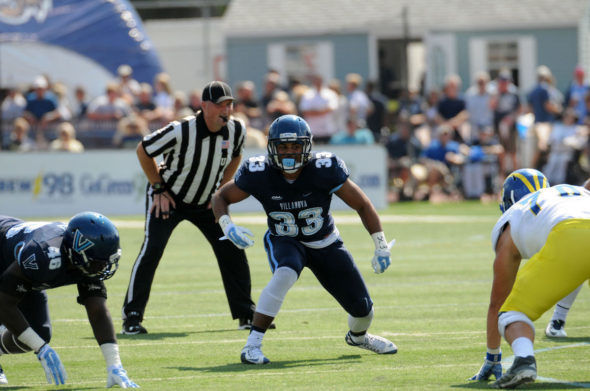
[348,308,374,335]
[552,305,569,322]
[511,337,534,358]
[349,332,366,344]
[552,284,583,321]
[246,330,265,348]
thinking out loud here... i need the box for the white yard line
[112,214,496,228]
[503,343,590,388]
[43,339,590,389]
[21,327,590,387]
[17,363,482,387]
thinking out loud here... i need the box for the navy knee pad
[33,324,52,344]
[348,297,373,318]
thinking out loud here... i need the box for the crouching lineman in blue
[212,114,397,364]
[0,212,138,387]
[469,169,590,388]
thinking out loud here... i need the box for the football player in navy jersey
[212,114,397,365]
[0,212,138,387]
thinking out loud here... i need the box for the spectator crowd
[2,64,589,203]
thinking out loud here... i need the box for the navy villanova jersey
[0,217,96,293]
[235,151,349,243]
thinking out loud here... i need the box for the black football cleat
[122,316,148,335]
[238,318,276,330]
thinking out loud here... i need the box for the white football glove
[371,232,395,274]
[36,344,67,385]
[107,365,139,388]
[219,215,254,250]
[372,249,391,274]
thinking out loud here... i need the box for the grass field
[3,201,589,390]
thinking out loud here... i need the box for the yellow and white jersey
[492,185,590,258]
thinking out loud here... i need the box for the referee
[122,81,256,334]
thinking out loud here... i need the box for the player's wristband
[219,215,233,234]
[151,182,167,194]
[486,347,501,362]
[371,231,388,250]
[17,327,46,353]
[100,343,122,367]
[486,351,501,363]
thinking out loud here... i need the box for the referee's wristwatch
[152,182,166,194]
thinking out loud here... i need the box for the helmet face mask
[267,115,312,173]
[500,168,550,213]
[66,244,121,280]
[63,212,121,280]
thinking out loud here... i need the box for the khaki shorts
[531,122,552,151]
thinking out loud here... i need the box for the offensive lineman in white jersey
[469,168,590,389]
[543,177,590,338]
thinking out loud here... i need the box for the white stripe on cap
[208,82,214,100]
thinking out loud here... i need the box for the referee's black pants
[122,193,255,323]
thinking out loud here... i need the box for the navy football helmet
[500,168,550,213]
[267,115,313,173]
[62,212,121,280]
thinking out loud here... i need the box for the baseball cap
[118,64,132,77]
[536,65,552,78]
[498,70,512,81]
[32,76,48,89]
[202,81,235,104]
[345,73,363,86]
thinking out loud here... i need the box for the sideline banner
[0,150,146,217]
[0,146,387,217]
[0,0,162,97]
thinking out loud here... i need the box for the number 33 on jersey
[235,152,349,242]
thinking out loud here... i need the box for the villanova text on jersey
[235,152,349,243]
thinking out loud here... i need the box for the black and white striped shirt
[142,112,245,207]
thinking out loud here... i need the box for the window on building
[268,42,334,87]
[487,41,519,86]
[285,44,318,83]
[130,1,228,20]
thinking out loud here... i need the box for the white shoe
[240,345,270,365]
[345,331,398,354]
[0,364,7,385]
[545,319,567,338]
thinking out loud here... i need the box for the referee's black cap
[202,81,235,104]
